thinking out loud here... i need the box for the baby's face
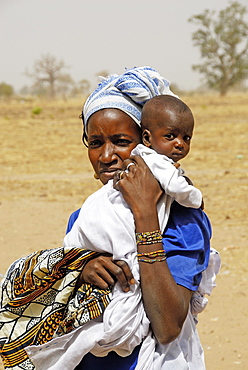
[144,110,194,162]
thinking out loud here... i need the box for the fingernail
[130,278,135,285]
[124,287,130,292]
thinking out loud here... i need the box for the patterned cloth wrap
[0,247,111,369]
[82,66,177,130]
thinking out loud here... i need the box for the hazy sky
[1,0,247,92]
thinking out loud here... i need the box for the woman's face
[87,109,141,184]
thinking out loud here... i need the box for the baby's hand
[173,162,180,169]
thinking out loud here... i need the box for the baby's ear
[142,129,152,147]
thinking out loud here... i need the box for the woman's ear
[142,129,152,148]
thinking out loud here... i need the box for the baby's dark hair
[141,95,192,130]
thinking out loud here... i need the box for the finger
[90,259,131,292]
[87,274,113,290]
[113,177,120,190]
[88,257,133,291]
[119,170,125,180]
[113,171,120,186]
[115,170,122,181]
[113,170,127,191]
[114,260,135,291]
[125,162,136,172]
[76,269,112,291]
[128,155,153,176]
[94,267,117,288]
[129,155,145,166]
[115,170,125,181]
[82,256,116,289]
[113,170,123,189]
[122,157,138,169]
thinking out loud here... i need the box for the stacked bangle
[137,249,167,263]
[137,257,166,263]
[136,230,165,263]
[137,249,165,257]
[135,229,162,246]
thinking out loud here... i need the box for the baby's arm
[142,153,202,209]
[167,170,202,208]
[181,172,204,209]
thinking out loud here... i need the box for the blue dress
[66,202,211,370]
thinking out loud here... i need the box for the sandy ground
[0,95,247,369]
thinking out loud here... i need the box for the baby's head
[141,95,194,162]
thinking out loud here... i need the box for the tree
[189,1,248,95]
[26,54,73,98]
[56,73,74,99]
[0,82,14,98]
[79,79,91,95]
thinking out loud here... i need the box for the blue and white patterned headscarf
[82,66,178,132]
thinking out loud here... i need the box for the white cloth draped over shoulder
[25,145,220,370]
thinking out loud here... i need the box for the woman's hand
[114,155,164,218]
[76,254,135,292]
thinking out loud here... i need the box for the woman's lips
[99,168,120,183]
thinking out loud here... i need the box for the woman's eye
[116,139,132,146]
[88,140,102,148]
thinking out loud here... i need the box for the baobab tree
[26,54,73,98]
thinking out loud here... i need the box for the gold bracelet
[137,250,166,258]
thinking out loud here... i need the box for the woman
[0,67,218,370]
[60,67,215,369]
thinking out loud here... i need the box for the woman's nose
[100,142,116,163]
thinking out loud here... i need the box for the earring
[94,173,99,180]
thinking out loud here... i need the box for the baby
[129,94,202,232]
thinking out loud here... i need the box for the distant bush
[32,107,42,115]
[0,82,14,98]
